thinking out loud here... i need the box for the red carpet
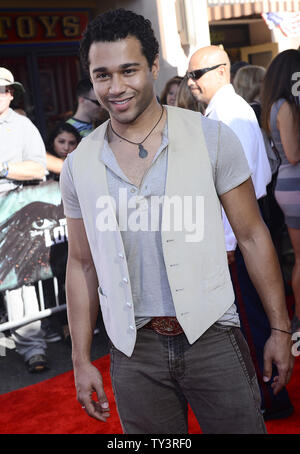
[0,354,299,434]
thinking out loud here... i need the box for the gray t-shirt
[61,115,251,329]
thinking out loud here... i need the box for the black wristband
[271,327,292,335]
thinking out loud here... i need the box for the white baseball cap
[0,67,25,92]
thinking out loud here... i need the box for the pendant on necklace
[138,144,148,159]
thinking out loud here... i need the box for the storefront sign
[0,10,89,44]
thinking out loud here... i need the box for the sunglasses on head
[186,63,227,81]
[0,86,14,95]
[83,97,100,106]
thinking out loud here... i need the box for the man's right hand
[74,361,110,422]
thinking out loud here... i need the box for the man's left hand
[263,330,294,395]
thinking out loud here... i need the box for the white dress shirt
[205,84,272,250]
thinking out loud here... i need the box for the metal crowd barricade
[0,276,66,333]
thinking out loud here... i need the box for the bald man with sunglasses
[188,46,294,421]
[187,46,271,203]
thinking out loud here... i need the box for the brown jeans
[109,323,267,434]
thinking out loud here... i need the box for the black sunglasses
[186,63,227,81]
[0,86,14,95]
[83,97,100,106]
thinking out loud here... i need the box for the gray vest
[71,106,234,356]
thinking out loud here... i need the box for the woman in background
[41,122,81,343]
[261,49,300,337]
[233,65,266,123]
[175,77,204,113]
[234,64,284,238]
[160,75,183,106]
[46,122,81,180]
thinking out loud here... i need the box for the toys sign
[0,10,89,44]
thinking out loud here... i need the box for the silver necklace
[109,106,164,158]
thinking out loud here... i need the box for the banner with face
[0,180,68,291]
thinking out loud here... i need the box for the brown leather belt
[143,316,184,336]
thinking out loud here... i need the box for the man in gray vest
[60,9,293,434]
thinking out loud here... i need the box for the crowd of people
[0,7,299,434]
[0,70,107,371]
[160,47,300,423]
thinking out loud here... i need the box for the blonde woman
[233,65,266,122]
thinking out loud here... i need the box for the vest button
[122,277,128,283]
[129,325,135,331]
[118,252,124,259]
[126,302,132,308]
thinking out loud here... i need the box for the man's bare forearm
[46,153,63,175]
[6,161,45,180]
[238,224,291,331]
[66,256,99,366]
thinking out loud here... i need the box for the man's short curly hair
[80,9,159,72]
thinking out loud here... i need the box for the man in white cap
[0,67,48,373]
